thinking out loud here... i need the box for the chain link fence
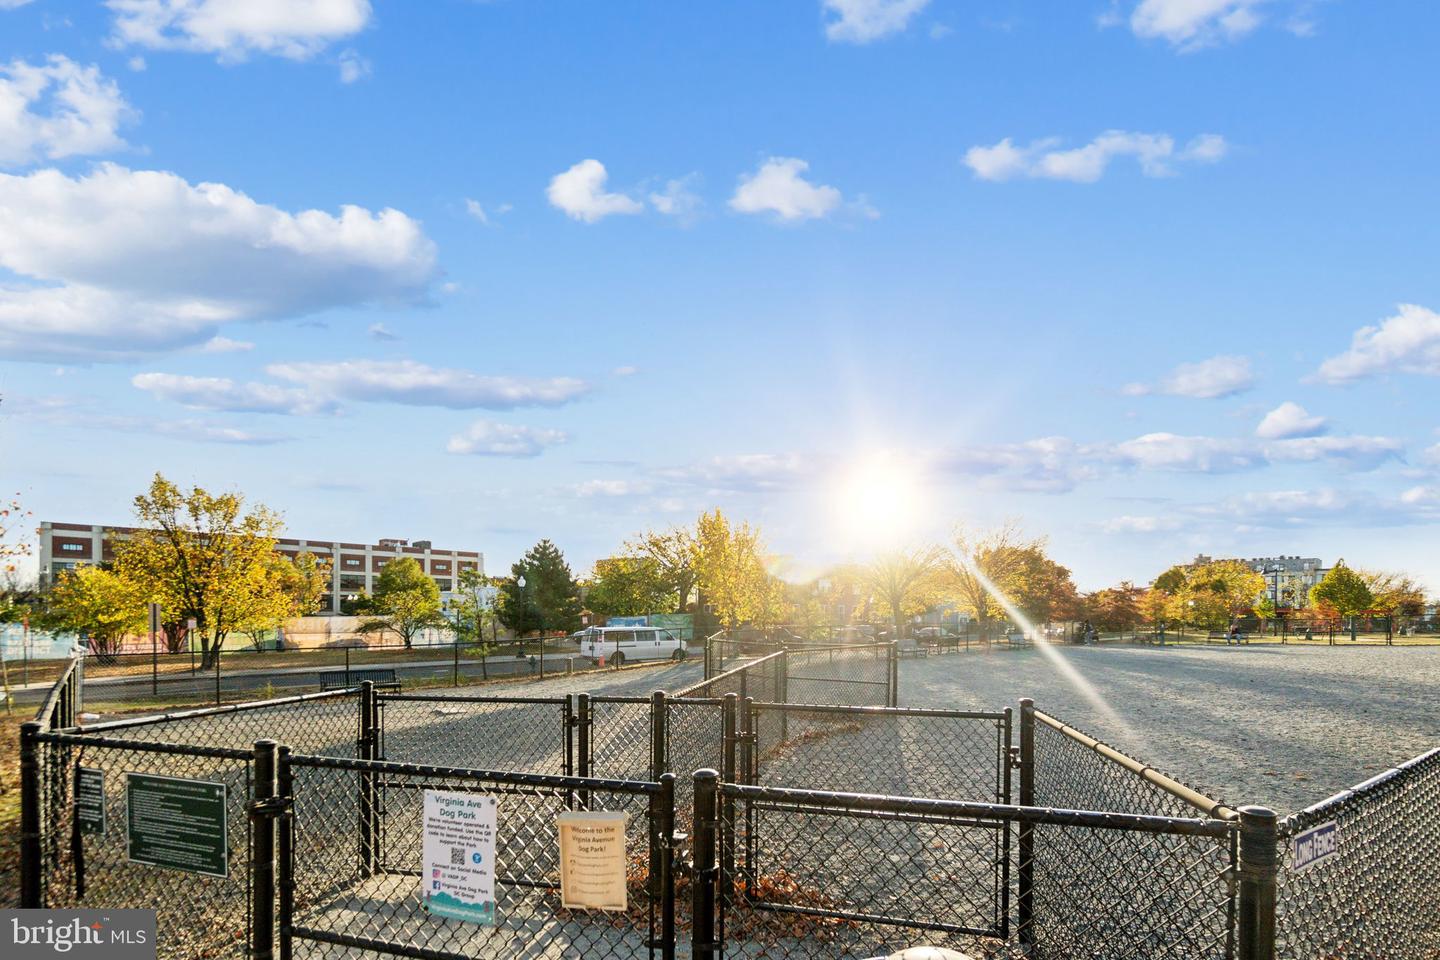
[1275,747,1440,959]
[282,753,675,959]
[376,693,572,774]
[31,731,257,960]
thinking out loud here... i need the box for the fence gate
[279,751,678,959]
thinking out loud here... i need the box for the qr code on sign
[450,847,466,866]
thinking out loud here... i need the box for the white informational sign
[422,791,497,925]
[557,811,630,911]
[1291,820,1339,873]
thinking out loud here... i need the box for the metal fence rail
[745,702,1012,805]
[1275,747,1440,959]
[782,644,894,707]
[377,692,573,774]
[63,687,364,757]
[281,753,677,960]
[692,775,1241,960]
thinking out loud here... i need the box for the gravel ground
[901,643,1440,814]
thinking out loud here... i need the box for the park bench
[896,637,927,658]
[319,667,401,691]
[1005,631,1032,648]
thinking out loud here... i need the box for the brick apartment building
[38,521,484,613]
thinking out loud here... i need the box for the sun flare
[830,453,924,550]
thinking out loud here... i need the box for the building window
[60,543,86,553]
[344,559,362,568]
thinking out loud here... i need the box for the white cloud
[822,0,931,43]
[570,479,654,498]
[132,372,338,415]
[26,398,292,444]
[1115,433,1265,473]
[446,420,568,458]
[1129,0,1269,49]
[1100,515,1183,534]
[0,164,436,362]
[933,437,1103,493]
[965,130,1228,183]
[336,48,370,83]
[1255,401,1327,439]
[0,55,133,167]
[1264,435,1403,471]
[198,335,254,353]
[107,0,372,62]
[1313,304,1440,384]
[367,322,399,342]
[1123,355,1255,399]
[661,453,813,492]
[265,359,590,409]
[547,159,643,223]
[730,157,867,222]
[649,174,703,223]
[464,199,490,224]
[612,365,639,377]
[1,1,37,9]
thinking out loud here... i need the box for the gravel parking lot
[901,642,1440,814]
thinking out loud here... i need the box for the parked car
[579,626,688,666]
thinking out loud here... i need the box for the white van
[579,626,687,666]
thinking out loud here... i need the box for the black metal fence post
[19,720,43,908]
[344,646,351,687]
[250,739,279,960]
[215,646,222,706]
[276,745,295,960]
[888,641,899,706]
[452,641,460,686]
[1018,697,1036,953]
[358,681,377,876]
[1237,805,1279,960]
[721,693,737,890]
[777,650,789,741]
[576,693,592,809]
[691,769,720,960]
[651,690,668,781]
[649,772,677,960]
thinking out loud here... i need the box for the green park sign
[126,773,229,878]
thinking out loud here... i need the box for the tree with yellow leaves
[859,546,944,639]
[113,474,292,667]
[50,565,148,657]
[693,509,780,629]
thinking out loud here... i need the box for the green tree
[625,527,699,613]
[586,556,672,618]
[1084,583,1143,632]
[50,565,148,657]
[859,547,944,640]
[452,567,500,675]
[358,556,447,648]
[114,474,289,667]
[1152,565,1188,594]
[498,540,582,637]
[1310,560,1374,641]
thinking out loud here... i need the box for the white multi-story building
[38,522,484,613]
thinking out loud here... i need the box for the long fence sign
[1290,820,1339,873]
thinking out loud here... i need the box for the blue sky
[1,0,1438,590]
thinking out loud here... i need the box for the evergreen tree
[499,540,582,636]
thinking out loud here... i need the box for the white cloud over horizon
[1255,401,1328,440]
[730,157,871,222]
[1126,0,1267,50]
[447,420,568,458]
[965,130,1228,183]
[0,55,134,168]
[1313,304,1440,384]
[547,159,643,223]
[1123,355,1255,399]
[132,372,340,416]
[822,0,931,43]
[0,164,437,362]
[265,359,591,410]
[106,0,372,62]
